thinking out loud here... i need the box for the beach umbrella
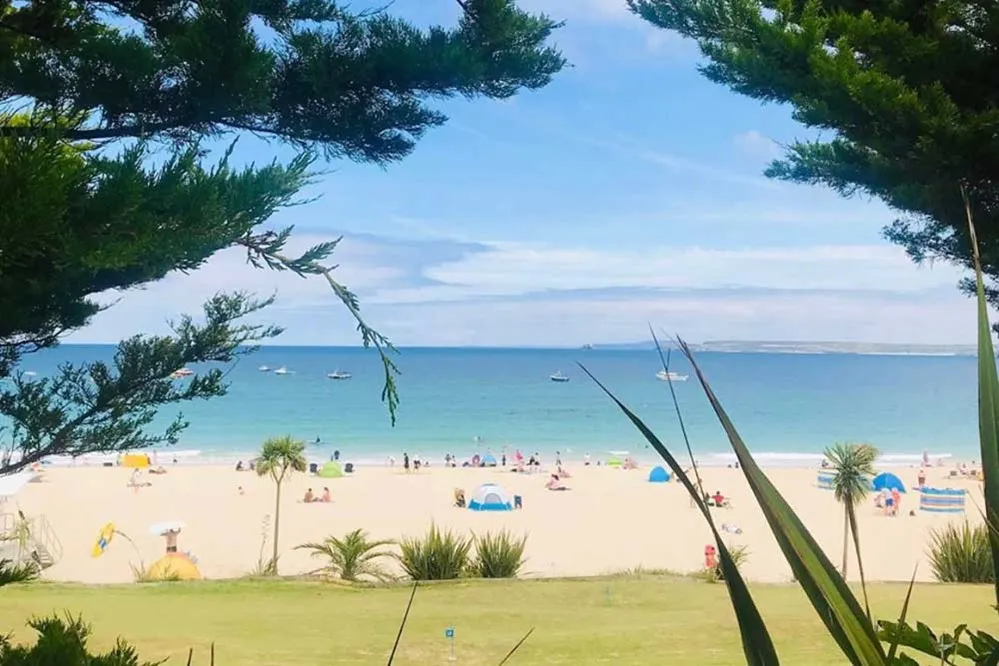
[148,520,186,536]
[871,472,906,493]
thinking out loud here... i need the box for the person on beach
[917,469,926,488]
[546,474,567,491]
[891,488,901,516]
[403,452,410,472]
[884,489,895,516]
[584,453,591,466]
[501,453,507,466]
[320,487,331,503]
[304,488,315,503]
[164,529,180,554]
[413,454,421,471]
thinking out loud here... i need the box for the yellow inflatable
[92,523,115,558]
[146,552,202,581]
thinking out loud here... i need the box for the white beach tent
[0,471,37,501]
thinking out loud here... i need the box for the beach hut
[816,473,835,490]
[648,466,670,483]
[481,453,498,467]
[919,487,966,513]
[317,461,344,479]
[468,483,513,511]
[872,472,906,493]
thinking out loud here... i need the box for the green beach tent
[317,461,344,478]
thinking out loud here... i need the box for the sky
[73,0,978,347]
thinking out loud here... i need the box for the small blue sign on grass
[445,627,455,639]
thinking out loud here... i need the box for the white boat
[169,368,195,379]
[258,365,271,372]
[327,370,352,380]
[273,366,290,375]
[549,370,570,383]
[656,369,688,382]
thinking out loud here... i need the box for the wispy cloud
[494,105,777,189]
[71,231,976,346]
[734,130,783,160]
[366,241,965,304]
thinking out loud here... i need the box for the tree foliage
[0,0,566,472]
[629,0,999,303]
[823,441,878,579]
[296,528,396,582]
[255,434,307,573]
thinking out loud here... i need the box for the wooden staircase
[0,512,62,571]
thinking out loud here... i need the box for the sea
[1,345,980,467]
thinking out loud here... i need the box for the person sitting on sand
[454,488,466,508]
[556,465,572,479]
[545,474,568,491]
[884,489,895,516]
[320,487,331,503]
[917,469,926,488]
[891,488,901,517]
[303,488,315,503]
[127,469,152,490]
[149,465,168,475]
[711,490,728,507]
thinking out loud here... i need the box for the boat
[549,371,570,383]
[656,369,688,382]
[327,370,352,380]
[258,365,271,372]
[581,343,594,350]
[273,366,290,375]
[169,368,195,379]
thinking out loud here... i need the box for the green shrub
[472,530,528,578]
[702,544,749,583]
[397,523,472,581]
[0,558,39,586]
[0,614,161,665]
[296,529,396,582]
[928,522,994,583]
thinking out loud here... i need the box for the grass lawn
[1,576,995,665]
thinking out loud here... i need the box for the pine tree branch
[236,232,401,425]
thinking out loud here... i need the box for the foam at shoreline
[24,448,958,469]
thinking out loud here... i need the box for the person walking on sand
[403,452,410,473]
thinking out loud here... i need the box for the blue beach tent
[872,472,906,493]
[481,453,498,467]
[648,466,671,483]
[468,483,514,511]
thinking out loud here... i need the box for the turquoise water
[4,345,979,464]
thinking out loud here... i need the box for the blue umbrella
[872,471,906,493]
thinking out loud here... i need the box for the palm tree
[296,529,396,582]
[255,435,307,574]
[824,441,879,579]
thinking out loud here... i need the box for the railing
[31,514,62,563]
[0,511,63,566]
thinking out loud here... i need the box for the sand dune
[10,462,983,584]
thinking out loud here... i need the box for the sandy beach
[8,461,984,584]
